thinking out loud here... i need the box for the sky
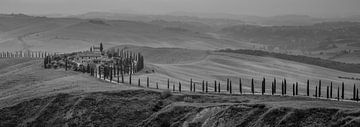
[1,0,360,17]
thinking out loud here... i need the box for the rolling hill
[0,57,359,126]
[0,14,252,53]
[111,45,360,99]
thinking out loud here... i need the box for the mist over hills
[1,12,360,63]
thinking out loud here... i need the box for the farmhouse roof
[77,52,102,57]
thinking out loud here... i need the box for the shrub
[183,96,193,102]
[160,90,172,99]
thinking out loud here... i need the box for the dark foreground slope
[1,90,360,127]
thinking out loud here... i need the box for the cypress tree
[271,82,274,95]
[353,84,356,100]
[330,82,333,98]
[138,78,141,87]
[202,80,205,92]
[179,82,181,92]
[251,78,254,94]
[261,78,264,95]
[227,78,229,91]
[281,81,284,95]
[229,80,232,94]
[98,66,101,79]
[319,80,321,97]
[167,79,170,89]
[173,84,175,92]
[315,86,318,98]
[103,66,106,80]
[218,82,221,93]
[110,67,113,82]
[284,79,287,95]
[156,82,159,89]
[206,81,208,93]
[190,79,193,92]
[342,82,345,99]
[147,77,149,88]
[100,43,103,52]
[296,82,298,95]
[193,83,195,92]
[293,84,295,96]
[129,71,132,85]
[357,88,359,102]
[338,86,340,101]
[307,80,310,96]
[274,78,276,94]
[239,78,242,94]
[121,58,124,83]
[327,86,329,99]
[214,80,217,92]
[117,64,120,83]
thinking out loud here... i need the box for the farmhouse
[74,52,102,64]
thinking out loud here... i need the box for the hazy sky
[1,0,360,17]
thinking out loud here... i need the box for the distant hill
[221,22,360,51]
[70,12,245,28]
[0,14,248,53]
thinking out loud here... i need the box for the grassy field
[116,46,360,100]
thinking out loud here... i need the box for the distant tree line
[0,51,55,58]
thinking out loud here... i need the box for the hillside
[1,56,360,126]
[1,90,360,126]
